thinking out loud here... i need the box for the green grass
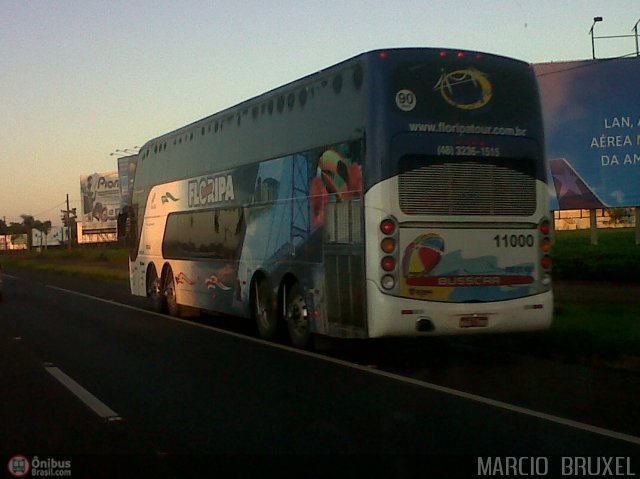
[455,300,640,370]
[1,246,130,282]
[552,227,640,282]
[528,301,639,360]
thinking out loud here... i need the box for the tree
[607,208,630,226]
[33,219,53,249]
[7,222,25,235]
[21,214,35,250]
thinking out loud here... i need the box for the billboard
[80,171,120,232]
[535,57,640,210]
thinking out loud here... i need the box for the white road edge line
[46,284,640,446]
[45,365,121,421]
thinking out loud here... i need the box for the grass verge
[553,227,640,282]
[1,247,129,283]
[478,301,640,372]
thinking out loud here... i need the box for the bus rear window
[398,156,536,216]
[390,60,540,125]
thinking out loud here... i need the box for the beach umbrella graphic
[402,234,445,276]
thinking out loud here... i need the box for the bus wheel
[148,267,165,313]
[285,283,311,349]
[253,278,280,341]
[163,267,180,317]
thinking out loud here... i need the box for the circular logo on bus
[435,68,492,110]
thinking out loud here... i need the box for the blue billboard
[535,57,640,209]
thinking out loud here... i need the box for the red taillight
[457,51,465,59]
[541,256,552,270]
[540,221,550,235]
[380,219,396,236]
[439,50,447,57]
[381,256,396,272]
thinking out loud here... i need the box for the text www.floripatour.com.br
[409,122,527,137]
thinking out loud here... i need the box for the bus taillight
[381,275,395,290]
[381,256,396,272]
[380,219,396,235]
[379,217,399,290]
[540,220,551,235]
[381,238,396,254]
[539,218,552,288]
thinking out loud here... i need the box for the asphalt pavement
[1,266,639,477]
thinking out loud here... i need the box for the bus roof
[138,47,530,151]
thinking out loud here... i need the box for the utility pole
[66,194,71,249]
[60,194,77,249]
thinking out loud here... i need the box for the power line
[33,201,67,218]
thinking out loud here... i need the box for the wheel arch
[160,262,173,283]
[145,262,159,297]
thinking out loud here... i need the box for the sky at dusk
[1,0,639,226]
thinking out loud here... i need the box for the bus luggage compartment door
[323,200,367,337]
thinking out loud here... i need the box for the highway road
[1,266,639,476]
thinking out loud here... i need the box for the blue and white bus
[128,48,553,348]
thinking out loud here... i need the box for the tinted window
[163,208,245,260]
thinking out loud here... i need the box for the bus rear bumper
[365,280,553,338]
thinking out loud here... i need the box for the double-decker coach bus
[128,48,553,348]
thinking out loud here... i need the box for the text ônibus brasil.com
[409,122,527,137]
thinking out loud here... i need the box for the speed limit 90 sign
[395,89,416,111]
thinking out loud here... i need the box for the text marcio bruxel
[477,457,635,476]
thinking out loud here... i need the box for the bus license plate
[460,316,488,328]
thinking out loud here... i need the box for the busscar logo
[434,68,492,110]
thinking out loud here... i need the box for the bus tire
[147,266,165,313]
[253,277,280,341]
[285,283,311,349]
[163,266,181,317]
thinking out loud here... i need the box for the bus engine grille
[399,158,537,216]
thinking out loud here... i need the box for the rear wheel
[147,266,165,313]
[163,267,180,317]
[285,283,311,349]
[253,278,280,340]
